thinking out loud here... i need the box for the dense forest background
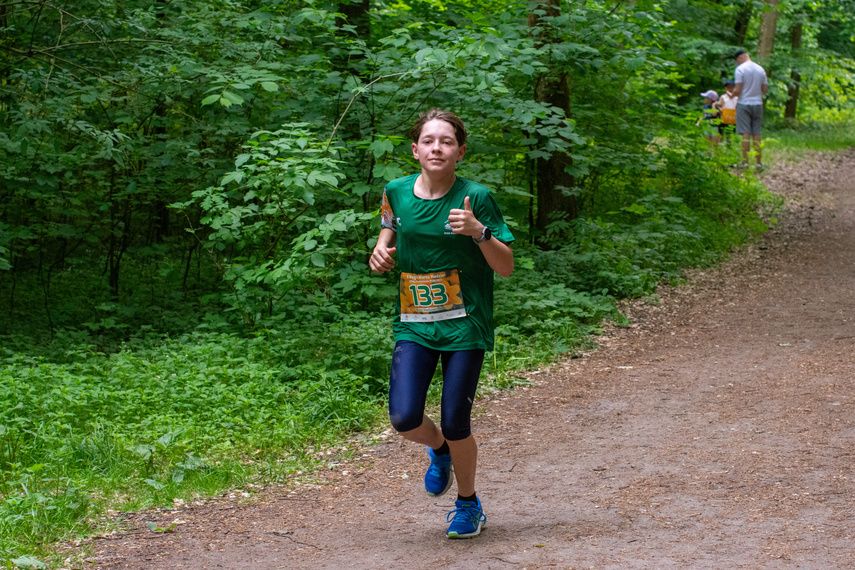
[1,0,854,566]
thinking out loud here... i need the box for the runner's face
[412,119,466,176]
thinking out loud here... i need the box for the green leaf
[516,256,535,270]
[380,164,404,181]
[483,41,501,61]
[221,91,245,105]
[415,48,432,65]
[145,521,177,532]
[221,171,244,185]
[132,444,155,460]
[350,182,371,197]
[310,253,325,267]
[369,140,395,158]
[144,478,165,490]
[624,203,650,215]
[626,56,646,71]
[431,49,449,65]
[201,94,220,106]
[11,556,46,569]
[260,81,278,92]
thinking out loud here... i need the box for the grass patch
[766,110,855,162]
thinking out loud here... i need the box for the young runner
[369,109,514,539]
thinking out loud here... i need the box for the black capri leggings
[388,340,485,441]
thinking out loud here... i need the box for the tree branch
[36,38,176,52]
[325,72,409,152]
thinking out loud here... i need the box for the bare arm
[761,83,769,95]
[732,83,743,97]
[447,196,514,278]
[369,228,397,273]
[477,236,514,278]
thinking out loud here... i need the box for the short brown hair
[410,108,467,146]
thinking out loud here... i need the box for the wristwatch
[473,226,492,244]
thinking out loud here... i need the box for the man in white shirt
[732,49,769,169]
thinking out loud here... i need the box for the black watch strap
[473,226,492,244]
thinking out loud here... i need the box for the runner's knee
[440,421,471,442]
[389,410,423,434]
[387,341,438,434]
[439,399,473,440]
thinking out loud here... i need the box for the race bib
[399,269,466,322]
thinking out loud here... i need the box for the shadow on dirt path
[92,149,855,569]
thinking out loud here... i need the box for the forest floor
[86,149,855,569]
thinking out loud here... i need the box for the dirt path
[91,150,855,569]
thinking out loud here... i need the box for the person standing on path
[696,89,722,147]
[715,79,739,143]
[369,109,514,539]
[732,49,769,169]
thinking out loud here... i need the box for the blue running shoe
[424,446,454,497]
[446,498,486,539]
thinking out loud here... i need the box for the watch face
[484,227,492,240]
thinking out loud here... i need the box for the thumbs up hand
[448,195,483,238]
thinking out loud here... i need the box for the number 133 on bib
[399,269,467,322]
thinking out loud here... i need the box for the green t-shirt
[380,174,514,351]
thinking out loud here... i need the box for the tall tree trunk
[8,247,17,316]
[0,2,10,113]
[533,73,576,234]
[334,0,372,187]
[152,0,170,243]
[151,100,171,243]
[528,0,577,239]
[757,0,779,66]
[733,0,753,46]
[784,22,803,120]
